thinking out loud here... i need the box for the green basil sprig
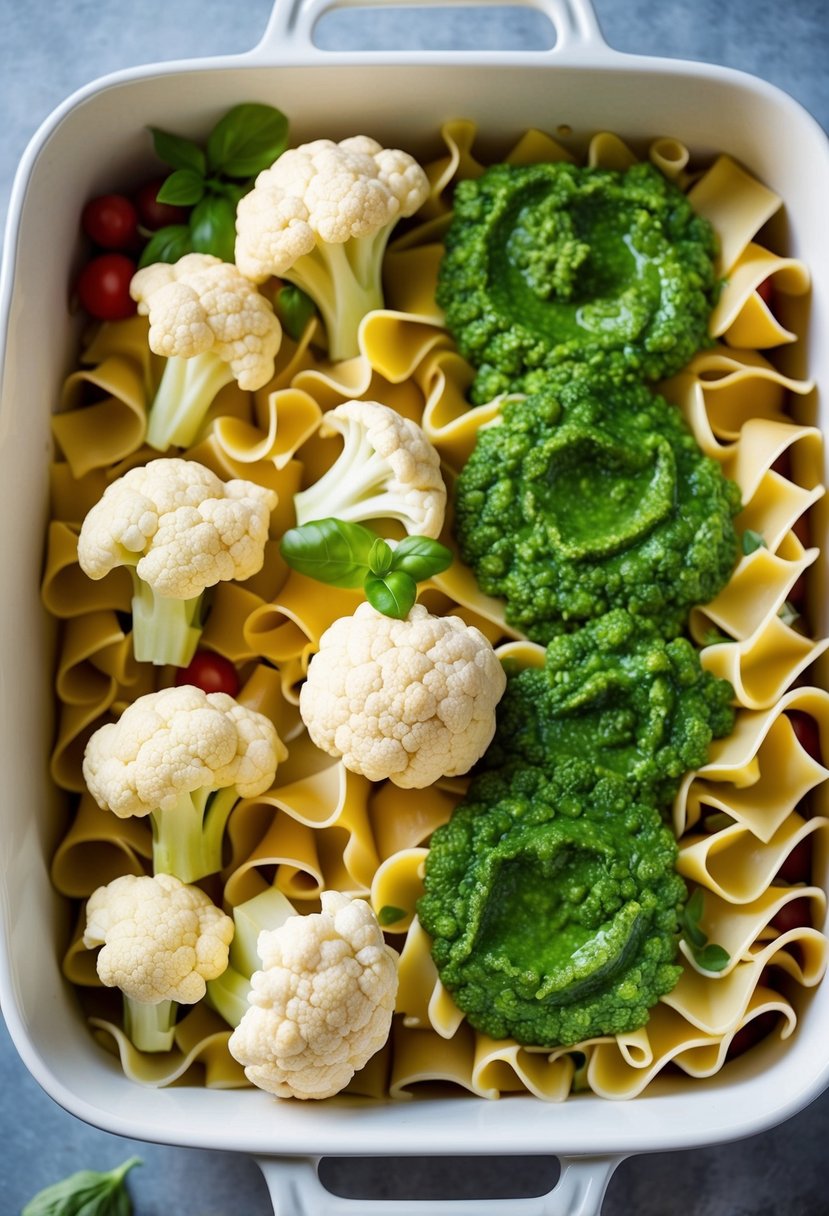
[22,1156,141,1216]
[277,283,318,340]
[681,888,730,973]
[280,518,452,620]
[139,102,289,268]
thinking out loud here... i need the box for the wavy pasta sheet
[47,123,827,1102]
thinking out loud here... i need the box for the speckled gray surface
[1,1,827,1213]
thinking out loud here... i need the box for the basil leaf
[23,1157,141,1216]
[701,627,731,647]
[742,529,767,555]
[365,571,417,620]
[206,103,290,177]
[278,284,317,341]
[779,600,800,627]
[368,537,394,577]
[693,943,731,973]
[149,127,206,174]
[280,518,376,587]
[390,536,453,582]
[681,888,708,949]
[156,168,205,207]
[189,194,237,262]
[137,224,192,268]
[377,905,407,926]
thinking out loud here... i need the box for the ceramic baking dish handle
[257,1154,622,1215]
[249,0,614,61]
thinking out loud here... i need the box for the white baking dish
[1,1,827,1211]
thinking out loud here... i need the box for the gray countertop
[1,1,827,1212]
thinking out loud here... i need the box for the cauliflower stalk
[228,891,398,1100]
[83,872,234,1053]
[77,458,277,667]
[207,886,298,1029]
[294,400,447,538]
[130,253,282,452]
[300,601,507,788]
[235,136,430,361]
[83,685,287,883]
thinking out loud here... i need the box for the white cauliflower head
[77,458,277,600]
[130,252,282,392]
[83,872,234,1005]
[235,136,430,282]
[83,684,286,819]
[299,602,507,788]
[228,891,398,1100]
[294,399,447,538]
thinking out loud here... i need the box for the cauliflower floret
[130,252,282,450]
[77,458,277,666]
[294,400,446,538]
[228,891,398,1100]
[83,684,286,882]
[299,602,507,788]
[235,136,429,361]
[83,872,234,1053]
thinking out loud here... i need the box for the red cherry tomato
[175,650,240,698]
[787,710,823,764]
[134,177,190,230]
[76,253,137,320]
[776,834,813,883]
[771,897,812,934]
[756,276,775,309]
[81,193,139,250]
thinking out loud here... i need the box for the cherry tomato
[771,897,812,934]
[134,177,190,230]
[76,253,137,320]
[787,710,823,764]
[756,276,775,309]
[776,833,813,883]
[81,193,139,250]
[175,650,240,697]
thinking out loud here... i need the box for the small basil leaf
[280,518,376,587]
[156,168,206,207]
[377,905,407,926]
[701,628,731,647]
[22,1156,141,1216]
[681,888,708,949]
[137,224,193,268]
[779,600,800,627]
[278,284,317,341]
[206,103,290,177]
[693,943,731,973]
[741,529,766,555]
[188,195,237,262]
[368,537,394,577]
[390,536,453,582]
[149,127,206,175]
[364,571,417,620]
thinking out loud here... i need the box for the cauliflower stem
[295,414,406,526]
[283,234,387,363]
[123,995,178,1053]
[145,351,235,451]
[151,785,239,884]
[130,571,203,668]
[206,886,297,1028]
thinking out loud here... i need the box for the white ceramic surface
[0,0,827,1212]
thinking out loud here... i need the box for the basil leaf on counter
[365,570,417,620]
[280,518,377,588]
[22,1156,141,1216]
[206,102,290,177]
